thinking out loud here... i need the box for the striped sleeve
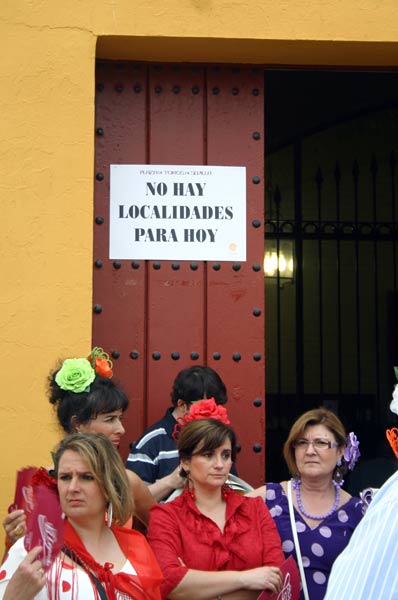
[325,482,398,599]
[126,426,179,484]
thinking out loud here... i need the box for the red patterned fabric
[148,489,284,598]
[64,521,163,600]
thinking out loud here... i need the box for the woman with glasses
[247,408,363,600]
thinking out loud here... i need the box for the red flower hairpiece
[172,398,230,441]
[386,427,398,459]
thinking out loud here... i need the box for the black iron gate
[264,87,398,488]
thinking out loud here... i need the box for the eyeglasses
[292,439,340,451]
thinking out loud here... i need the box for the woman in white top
[0,432,162,600]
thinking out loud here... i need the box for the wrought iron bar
[315,166,324,397]
[352,159,361,397]
[334,162,343,395]
[294,141,304,401]
[370,156,380,419]
[265,221,397,239]
[275,186,282,395]
[390,152,397,294]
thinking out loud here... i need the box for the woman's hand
[3,510,26,546]
[239,566,283,595]
[167,466,185,490]
[3,546,46,600]
[148,465,185,502]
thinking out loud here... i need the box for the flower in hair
[55,358,96,393]
[184,398,230,425]
[386,427,398,459]
[390,367,398,415]
[343,431,360,470]
[386,368,398,458]
[172,398,230,441]
[87,347,113,379]
[55,348,113,394]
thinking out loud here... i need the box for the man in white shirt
[324,469,398,599]
[324,386,398,600]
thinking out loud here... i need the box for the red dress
[148,488,284,598]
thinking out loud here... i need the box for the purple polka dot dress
[265,483,364,600]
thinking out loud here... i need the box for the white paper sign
[109,164,246,261]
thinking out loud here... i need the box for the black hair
[49,372,129,434]
[170,365,227,407]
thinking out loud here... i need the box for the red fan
[23,474,64,570]
[8,466,37,515]
[257,556,300,600]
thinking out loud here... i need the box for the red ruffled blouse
[148,489,284,598]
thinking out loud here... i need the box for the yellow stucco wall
[1,0,398,548]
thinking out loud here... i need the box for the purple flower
[344,432,360,470]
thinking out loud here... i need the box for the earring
[333,463,344,488]
[107,502,113,528]
[186,477,195,500]
[222,483,230,500]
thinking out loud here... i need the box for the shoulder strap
[63,546,109,600]
[287,480,310,600]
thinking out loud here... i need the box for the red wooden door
[93,62,265,486]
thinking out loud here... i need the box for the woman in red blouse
[148,411,284,600]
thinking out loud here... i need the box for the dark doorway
[265,70,398,493]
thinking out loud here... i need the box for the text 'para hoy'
[134,228,218,242]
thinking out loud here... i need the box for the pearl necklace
[292,478,340,520]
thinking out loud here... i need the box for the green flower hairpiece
[55,357,96,393]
